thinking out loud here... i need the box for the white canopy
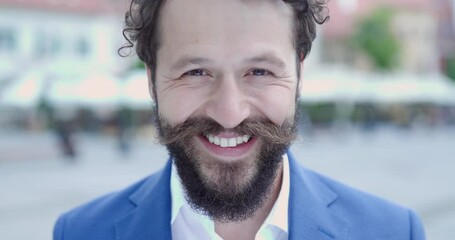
[48,73,122,108]
[118,71,152,109]
[0,70,47,109]
[299,69,455,105]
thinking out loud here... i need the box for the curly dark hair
[119,0,329,83]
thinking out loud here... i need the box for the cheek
[157,89,207,125]
[256,88,296,125]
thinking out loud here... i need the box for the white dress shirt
[170,154,290,240]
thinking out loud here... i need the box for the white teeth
[205,134,251,148]
[228,138,237,147]
[220,138,228,147]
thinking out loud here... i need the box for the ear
[146,66,157,103]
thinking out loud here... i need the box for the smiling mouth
[203,134,252,148]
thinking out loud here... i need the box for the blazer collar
[115,160,173,240]
[287,151,349,240]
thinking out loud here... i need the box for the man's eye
[185,69,207,76]
[250,69,270,76]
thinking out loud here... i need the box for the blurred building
[0,0,137,130]
[437,0,455,76]
[322,0,450,74]
[0,0,128,84]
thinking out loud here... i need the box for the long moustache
[155,117,297,145]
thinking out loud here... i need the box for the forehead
[157,0,295,62]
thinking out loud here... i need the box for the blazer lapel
[287,151,349,240]
[115,160,173,240]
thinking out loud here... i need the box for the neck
[214,161,283,240]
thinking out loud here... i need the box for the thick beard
[153,109,297,222]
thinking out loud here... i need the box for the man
[53,0,426,239]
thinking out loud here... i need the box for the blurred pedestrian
[53,109,77,160]
[114,106,133,157]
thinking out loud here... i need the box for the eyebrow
[243,53,287,69]
[170,57,213,72]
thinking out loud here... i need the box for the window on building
[76,37,90,57]
[34,30,63,58]
[0,28,16,54]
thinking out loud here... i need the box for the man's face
[150,0,300,221]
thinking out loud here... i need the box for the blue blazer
[54,151,425,239]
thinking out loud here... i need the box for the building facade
[0,0,129,84]
[322,0,445,74]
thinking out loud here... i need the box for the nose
[205,75,251,129]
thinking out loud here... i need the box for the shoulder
[53,167,168,240]
[300,167,426,239]
[309,168,408,216]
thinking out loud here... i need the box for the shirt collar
[170,154,290,234]
[261,153,290,233]
[170,162,186,224]
[170,160,218,237]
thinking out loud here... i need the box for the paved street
[0,126,454,240]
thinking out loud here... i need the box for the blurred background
[1,0,455,239]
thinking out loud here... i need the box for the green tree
[351,7,400,71]
[132,58,146,70]
[446,58,455,83]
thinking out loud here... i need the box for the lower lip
[197,135,257,159]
